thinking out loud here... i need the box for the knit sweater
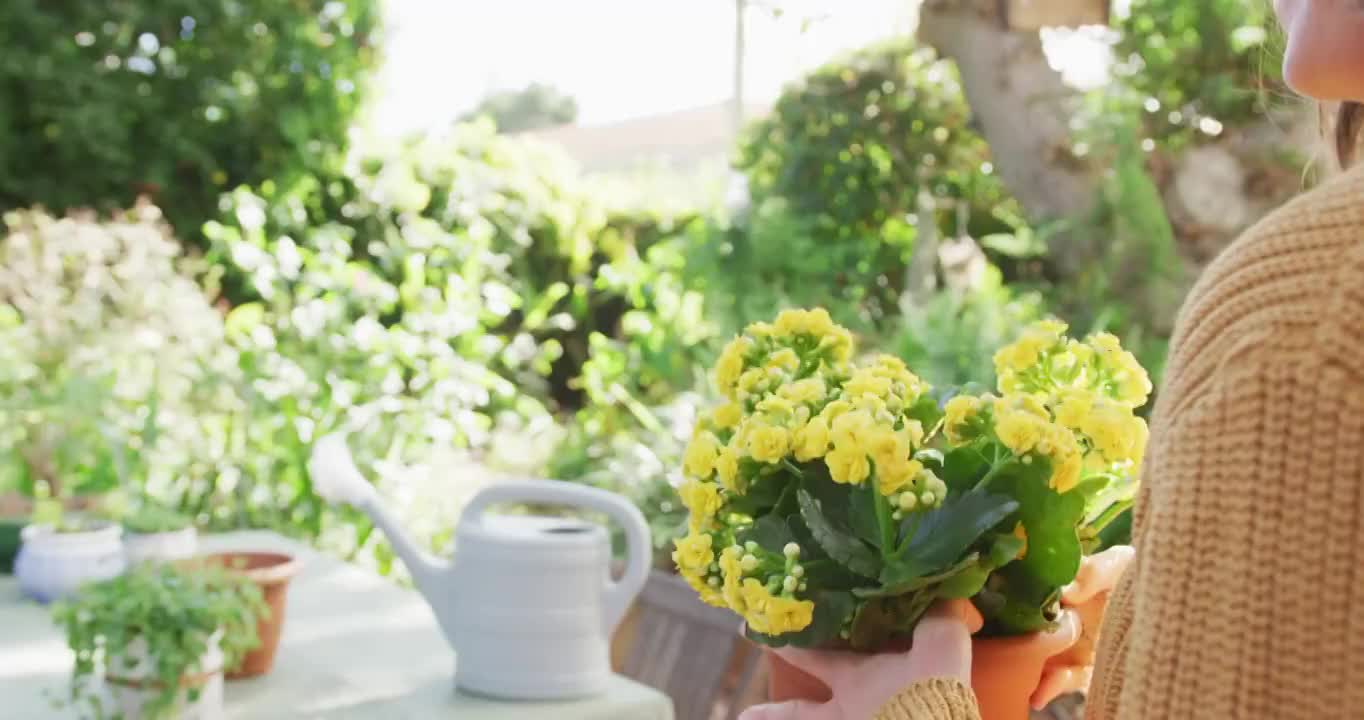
[877,164,1364,720]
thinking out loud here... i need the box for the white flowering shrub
[0,206,237,500]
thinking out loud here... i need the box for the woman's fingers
[771,645,855,686]
[1031,664,1093,709]
[938,597,985,634]
[1035,608,1083,655]
[1063,545,1134,606]
[906,602,974,681]
[738,699,828,720]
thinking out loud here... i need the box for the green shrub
[1113,0,1282,147]
[0,1,379,239]
[730,39,1019,328]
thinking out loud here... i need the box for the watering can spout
[308,435,455,628]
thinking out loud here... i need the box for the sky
[369,0,1114,138]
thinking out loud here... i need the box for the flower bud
[898,492,917,511]
[782,576,798,593]
[707,577,720,587]
[744,541,758,553]
[791,565,805,578]
[920,490,935,506]
[783,542,801,559]
[892,510,903,521]
[740,554,759,572]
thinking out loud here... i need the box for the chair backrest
[621,570,762,720]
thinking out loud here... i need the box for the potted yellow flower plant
[673,309,1149,720]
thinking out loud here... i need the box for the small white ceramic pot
[107,630,224,720]
[14,522,125,604]
[124,526,198,566]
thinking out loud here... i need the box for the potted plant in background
[121,499,197,565]
[673,310,1149,720]
[52,562,266,719]
[202,550,301,678]
[14,484,126,604]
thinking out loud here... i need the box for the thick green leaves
[1006,468,1085,587]
[886,490,1018,584]
[847,483,883,548]
[798,488,881,579]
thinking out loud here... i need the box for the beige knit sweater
[877,165,1364,720]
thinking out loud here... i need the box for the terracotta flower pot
[202,551,301,679]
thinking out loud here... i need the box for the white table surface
[0,530,674,719]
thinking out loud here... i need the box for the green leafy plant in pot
[120,499,197,566]
[52,562,266,719]
[673,310,1149,720]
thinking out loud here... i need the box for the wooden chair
[619,570,764,720]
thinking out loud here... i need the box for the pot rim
[21,521,121,543]
[199,551,302,586]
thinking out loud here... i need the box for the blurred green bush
[0,1,378,241]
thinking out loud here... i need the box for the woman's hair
[1337,102,1363,168]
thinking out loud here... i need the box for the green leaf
[904,393,944,432]
[890,490,1018,580]
[847,483,882,548]
[740,514,796,552]
[746,590,856,648]
[986,533,1027,568]
[937,563,990,599]
[941,445,990,492]
[859,552,980,598]
[1007,468,1085,587]
[797,488,880,579]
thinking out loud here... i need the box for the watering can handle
[460,480,651,633]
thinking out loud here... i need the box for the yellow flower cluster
[718,545,814,635]
[672,531,724,607]
[953,321,1151,493]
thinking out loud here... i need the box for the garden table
[0,530,674,719]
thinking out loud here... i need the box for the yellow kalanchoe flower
[826,446,871,485]
[740,579,814,635]
[767,347,800,372]
[830,410,875,452]
[715,336,753,397]
[715,447,742,493]
[792,416,831,462]
[774,308,836,338]
[746,423,791,464]
[684,431,720,479]
[719,546,748,612]
[943,395,983,445]
[672,531,715,572]
[779,377,826,405]
[712,402,743,429]
[678,479,723,524]
[878,457,922,496]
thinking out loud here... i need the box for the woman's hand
[1031,545,1135,709]
[738,600,981,720]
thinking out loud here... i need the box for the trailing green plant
[0,1,380,241]
[122,501,193,535]
[52,563,267,719]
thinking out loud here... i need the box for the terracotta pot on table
[202,551,301,679]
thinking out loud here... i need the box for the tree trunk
[918,0,1101,272]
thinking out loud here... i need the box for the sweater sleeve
[874,678,982,720]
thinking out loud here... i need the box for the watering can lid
[459,514,606,548]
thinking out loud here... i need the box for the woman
[741,3,1364,718]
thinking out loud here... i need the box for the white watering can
[307,435,651,700]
